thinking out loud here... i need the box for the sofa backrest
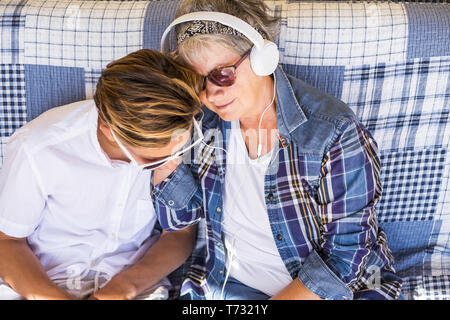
[0,0,449,299]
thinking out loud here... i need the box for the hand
[152,157,182,186]
[29,289,76,300]
[86,275,136,300]
[270,278,322,300]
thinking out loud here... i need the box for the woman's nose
[204,80,225,104]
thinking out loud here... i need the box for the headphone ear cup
[249,40,279,76]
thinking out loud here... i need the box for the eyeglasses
[202,50,251,88]
[111,114,204,170]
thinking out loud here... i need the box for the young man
[0,49,204,300]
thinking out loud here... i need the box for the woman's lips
[215,99,235,110]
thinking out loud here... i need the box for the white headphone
[160,11,279,76]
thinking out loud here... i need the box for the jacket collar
[274,66,307,144]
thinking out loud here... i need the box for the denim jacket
[153,66,402,300]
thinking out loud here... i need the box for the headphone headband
[160,11,265,52]
[161,11,279,77]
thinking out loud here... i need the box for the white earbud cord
[257,76,277,157]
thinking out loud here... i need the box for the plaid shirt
[153,67,402,300]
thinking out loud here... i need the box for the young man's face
[99,118,194,169]
[125,128,192,166]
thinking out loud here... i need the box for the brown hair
[94,49,203,148]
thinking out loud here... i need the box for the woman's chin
[215,109,239,122]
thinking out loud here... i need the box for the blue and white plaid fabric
[277,1,409,66]
[0,0,449,299]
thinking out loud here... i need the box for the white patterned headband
[176,20,264,44]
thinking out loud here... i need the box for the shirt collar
[274,66,307,144]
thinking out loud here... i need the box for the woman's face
[182,43,266,122]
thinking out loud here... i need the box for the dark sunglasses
[202,50,251,88]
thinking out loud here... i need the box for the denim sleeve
[297,249,353,300]
[299,119,401,300]
[152,162,203,231]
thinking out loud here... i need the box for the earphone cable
[257,76,277,157]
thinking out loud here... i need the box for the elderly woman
[153,0,402,300]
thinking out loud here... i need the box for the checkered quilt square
[24,0,149,69]
[0,0,26,64]
[341,57,450,151]
[0,64,26,138]
[276,1,408,66]
[378,148,446,223]
[402,275,450,300]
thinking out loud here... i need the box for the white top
[0,100,170,288]
[222,120,292,297]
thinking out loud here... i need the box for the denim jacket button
[168,200,174,206]
[276,234,283,241]
[216,207,222,213]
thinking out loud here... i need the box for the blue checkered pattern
[0,0,26,64]
[277,1,409,66]
[0,0,449,299]
[0,64,26,138]
[378,148,446,223]
[23,0,149,69]
[0,63,26,167]
[341,57,450,151]
[402,275,450,300]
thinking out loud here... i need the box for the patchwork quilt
[0,0,449,299]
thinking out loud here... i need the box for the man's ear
[98,118,116,144]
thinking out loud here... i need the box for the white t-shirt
[0,100,170,288]
[222,120,292,297]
